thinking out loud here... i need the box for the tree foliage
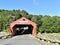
[0,9,60,33]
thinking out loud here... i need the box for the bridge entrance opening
[13,25,33,35]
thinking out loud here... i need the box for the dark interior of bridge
[13,25,33,35]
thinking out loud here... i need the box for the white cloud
[33,0,39,6]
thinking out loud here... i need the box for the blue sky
[0,0,60,16]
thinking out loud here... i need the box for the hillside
[0,9,60,33]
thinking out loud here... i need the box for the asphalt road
[0,34,42,45]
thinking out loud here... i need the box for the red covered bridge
[10,17,37,36]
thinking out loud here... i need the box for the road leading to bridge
[0,34,42,45]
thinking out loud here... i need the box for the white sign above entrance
[19,21,28,24]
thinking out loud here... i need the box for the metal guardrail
[0,35,12,39]
[36,36,60,45]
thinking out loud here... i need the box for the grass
[37,33,60,45]
[38,33,60,40]
[3,28,11,34]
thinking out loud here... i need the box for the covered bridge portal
[10,17,37,36]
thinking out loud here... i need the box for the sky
[0,0,60,16]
